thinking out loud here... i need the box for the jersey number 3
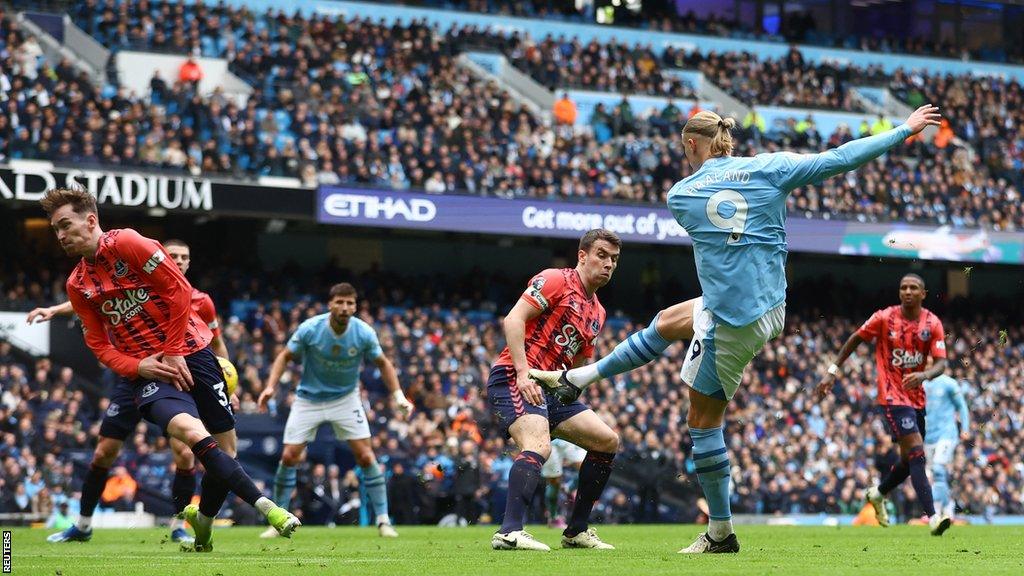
[213,381,229,408]
[706,189,748,244]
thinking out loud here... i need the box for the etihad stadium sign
[0,162,314,218]
[0,162,212,210]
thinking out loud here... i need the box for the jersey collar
[571,269,596,302]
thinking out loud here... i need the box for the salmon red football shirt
[66,229,213,378]
[191,288,220,338]
[494,268,606,372]
[856,305,946,409]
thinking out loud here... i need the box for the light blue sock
[273,463,297,511]
[595,314,672,379]
[361,463,390,521]
[691,426,732,523]
[931,467,949,513]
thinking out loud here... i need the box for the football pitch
[7,524,1023,576]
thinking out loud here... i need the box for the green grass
[8,524,1024,576]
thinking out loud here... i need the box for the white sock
[566,363,601,388]
[76,516,92,531]
[255,496,276,516]
[708,519,734,541]
[376,513,390,526]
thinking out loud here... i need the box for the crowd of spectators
[396,0,1022,64]
[0,3,1020,228]
[888,69,1024,185]
[2,259,1023,526]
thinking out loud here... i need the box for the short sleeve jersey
[494,268,606,371]
[857,305,946,409]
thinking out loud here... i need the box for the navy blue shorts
[98,379,144,441]
[133,347,235,435]
[486,365,588,438]
[879,404,927,441]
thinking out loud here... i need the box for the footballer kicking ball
[217,356,239,396]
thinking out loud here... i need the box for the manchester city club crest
[349,347,358,357]
[114,260,129,277]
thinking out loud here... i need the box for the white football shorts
[282,391,370,445]
[681,297,785,402]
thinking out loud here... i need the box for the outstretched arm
[258,347,294,412]
[770,105,941,192]
[815,332,866,401]
[375,355,413,416]
[26,301,74,324]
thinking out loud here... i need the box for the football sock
[254,497,276,516]
[565,451,615,537]
[931,466,949,514]
[198,471,232,518]
[361,463,390,521]
[190,437,262,507]
[78,463,110,527]
[172,467,197,516]
[567,314,671,388]
[907,447,936,516]
[273,463,298,511]
[691,426,733,534]
[76,514,92,531]
[709,519,735,541]
[499,451,544,533]
[879,460,911,495]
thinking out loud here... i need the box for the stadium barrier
[461,53,554,119]
[89,506,156,529]
[0,311,49,356]
[563,90,718,129]
[0,514,47,527]
[733,514,1024,526]
[115,51,252,105]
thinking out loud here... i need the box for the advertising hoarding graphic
[317,187,1021,265]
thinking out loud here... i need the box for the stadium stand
[0,2,1017,229]
[384,0,1022,64]
[0,2,1008,228]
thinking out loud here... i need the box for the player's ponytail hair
[682,111,736,157]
